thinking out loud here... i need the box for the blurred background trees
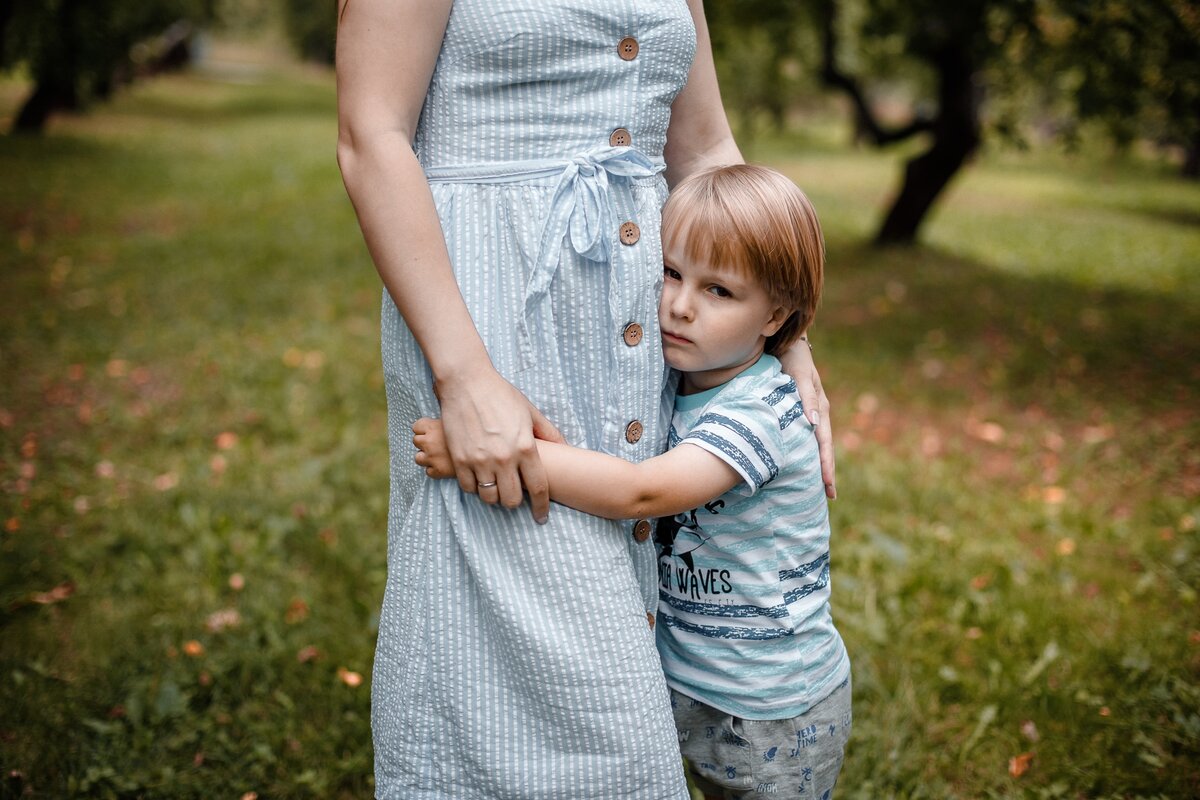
[1,0,1194,242]
[706,0,1200,244]
[0,0,217,133]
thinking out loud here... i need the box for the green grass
[2,48,1198,799]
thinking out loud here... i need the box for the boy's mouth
[661,331,691,345]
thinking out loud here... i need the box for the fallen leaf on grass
[228,573,245,591]
[1042,431,1064,451]
[1081,425,1113,444]
[5,518,19,532]
[1042,486,1067,505]
[33,582,75,604]
[183,640,204,657]
[205,608,241,633]
[337,667,363,687]
[1020,720,1039,742]
[297,645,320,664]
[214,431,238,450]
[240,793,258,800]
[95,461,115,479]
[855,393,879,414]
[1008,752,1034,778]
[1056,538,1076,556]
[968,420,1006,444]
[153,472,179,491]
[285,598,309,624]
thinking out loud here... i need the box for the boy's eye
[708,285,731,298]
[664,266,681,280]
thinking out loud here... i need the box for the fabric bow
[519,145,663,365]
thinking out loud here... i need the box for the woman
[336,1,835,797]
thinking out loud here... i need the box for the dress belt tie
[425,145,665,368]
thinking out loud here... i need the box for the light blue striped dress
[373,2,696,797]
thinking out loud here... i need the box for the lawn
[1,41,1197,799]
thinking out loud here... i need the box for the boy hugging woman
[416,165,851,800]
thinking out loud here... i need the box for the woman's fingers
[816,410,836,499]
[804,378,836,500]
[519,456,551,525]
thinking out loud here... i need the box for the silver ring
[477,481,497,489]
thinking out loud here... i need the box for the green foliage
[1,56,1198,798]
[1043,1,1200,150]
[705,1,820,142]
[1,0,216,131]
[280,0,336,64]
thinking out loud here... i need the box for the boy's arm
[413,418,742,519]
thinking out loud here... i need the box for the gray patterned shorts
[670,677,852,799]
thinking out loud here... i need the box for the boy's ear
[761,305,791,338]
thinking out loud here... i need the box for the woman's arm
[414,419,742,520]
[779,340,836,499]
[664,1,837,498]
[663,0,743,186]
[336,0,561,521]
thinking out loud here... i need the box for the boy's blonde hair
[661,164,824,355]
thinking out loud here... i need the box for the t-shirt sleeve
[680,393,785,495]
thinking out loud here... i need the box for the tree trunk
[1183,130,1200,179]
[12,81,74,134]
[875,45,981,245]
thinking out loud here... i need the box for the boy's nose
[667,288,694,319]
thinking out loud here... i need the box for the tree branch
[815,0,934,146]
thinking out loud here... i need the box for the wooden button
[619,221,640,245]
[618,37,639,61]
[622,322,643,347]
[625,420,643,444]
[609,128,631,147]
[633,518,652,542]
[646,611,656,629]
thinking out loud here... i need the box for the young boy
[415,165,851,799]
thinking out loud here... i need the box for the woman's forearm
[338,137,490,381]
[336,0,486,382]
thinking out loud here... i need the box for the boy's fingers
[530,405,565,444]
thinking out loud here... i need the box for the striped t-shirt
[655,354,850,719]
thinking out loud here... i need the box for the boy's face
[659,238,788,393]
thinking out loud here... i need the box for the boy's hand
[412,417,456,479]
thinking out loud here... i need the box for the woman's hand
[433,366,564,523]
[779,338,836,499]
